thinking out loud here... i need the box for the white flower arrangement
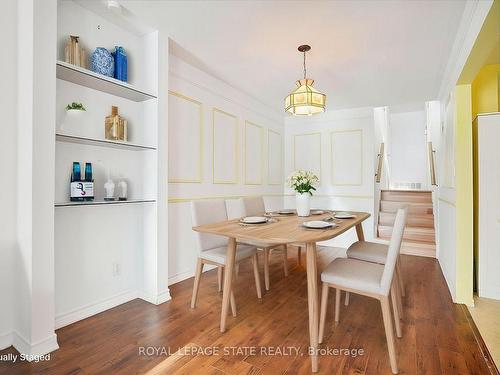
[286,170,319,195]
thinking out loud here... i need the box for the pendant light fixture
[284,45,326,116]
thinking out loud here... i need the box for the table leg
[220,237,237,333]
[306,242,319,372]
[355,222,365,241]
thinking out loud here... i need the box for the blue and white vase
[90,47,114,77]
[112,46,128,82]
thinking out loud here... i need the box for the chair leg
[380,296,399,374]
[252,253,262,299]
[297,246,302,266]
[390,281,402,338]
[235,263,240,279]
[217,266,223,292]
[190,258,204,308]
[319,283,329,344]
[335,288,341,323]
[394,277,404,320]
[396,257,405,297]
[230,290,237,317]
[264,248,270,291]
[345,291,350,306]
[283,245,289,277]
[229,267,238,317]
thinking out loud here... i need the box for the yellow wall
[472,64,500,117]
[452,0,499,306]
[455,85,475,306]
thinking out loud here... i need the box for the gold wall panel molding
[244,120,264,185]
[167,90,204,183]
[268,128,283,185]
[331,129,363,186]
[293,132,322,180]
[212,107,239,184]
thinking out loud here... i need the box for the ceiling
[118,0,467,113]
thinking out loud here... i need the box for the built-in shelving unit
[56,60,157,102]
[55,199,156,207]
[56,132,157,151]
[54,0,167,330]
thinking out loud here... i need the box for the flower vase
[296,193,311,217]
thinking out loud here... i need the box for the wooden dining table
[192,210,370,372]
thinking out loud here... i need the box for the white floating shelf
[56,60,157,102]
[55,199,156,208]
[56,132,157,151]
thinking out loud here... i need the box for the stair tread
[380,200,433,206]
[381,189,432,193]
[379,212,434,218]
[378,224,435,231]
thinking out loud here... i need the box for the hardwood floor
[0,248,494,374]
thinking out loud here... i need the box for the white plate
[277,209,295,215]
[240,216,268,224]
[335,212,356,219]
[302,220,335,229]
[310,209,325,215]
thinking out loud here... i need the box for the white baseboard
[479,288,500,300]
[55,289,139,329]
[12,331,59,359]
[140,289,172,305]
[0,331,12,351]
[168,264,216,286]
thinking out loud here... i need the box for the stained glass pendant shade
[284,45,326,116]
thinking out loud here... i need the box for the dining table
[192,210,371,372]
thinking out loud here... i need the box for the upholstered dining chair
[190,199,262,315]
[318,208,408,374]
[343,209,408,314]
[235,196,289,291]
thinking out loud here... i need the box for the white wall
[0,0,17,351]
[437,94,457,301]
[167,54,285,285]
[284,107,375,248]
[388,110,428,187]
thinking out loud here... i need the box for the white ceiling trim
[438,0,493,101]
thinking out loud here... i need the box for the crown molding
[438,0,494,101]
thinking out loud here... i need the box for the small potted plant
[66,102,86,113]
[286,170,319,216]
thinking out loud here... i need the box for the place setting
[238,216,278,226]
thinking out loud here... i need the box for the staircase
[377,190,436,257]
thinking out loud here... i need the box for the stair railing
[375,142,384,183]
[428,141,437,186]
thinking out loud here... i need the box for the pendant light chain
[303,50,307,79]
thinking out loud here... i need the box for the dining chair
[190,199,262,315]
[235,196,289,291]
[343,210,408,312]
[318,208,407,374]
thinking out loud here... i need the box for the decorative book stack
[64,35,86,68]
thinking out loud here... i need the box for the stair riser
[380,201,433,215]
[378,227,435,243]
[378,214,434,228]
[381,191,432,203]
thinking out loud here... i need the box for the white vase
[296,193,311,217]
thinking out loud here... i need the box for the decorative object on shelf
[104,169,116,201]
[287,170,319,217]
[112,46,128,82]
[105,106,128,141]
[285,45,326,116]
[118,178,128,201]
[90,47,114,78]
[70,162,94,202]
[65,102,86,112]
[64,35,87,68]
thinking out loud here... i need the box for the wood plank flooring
[0,248,495,374]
